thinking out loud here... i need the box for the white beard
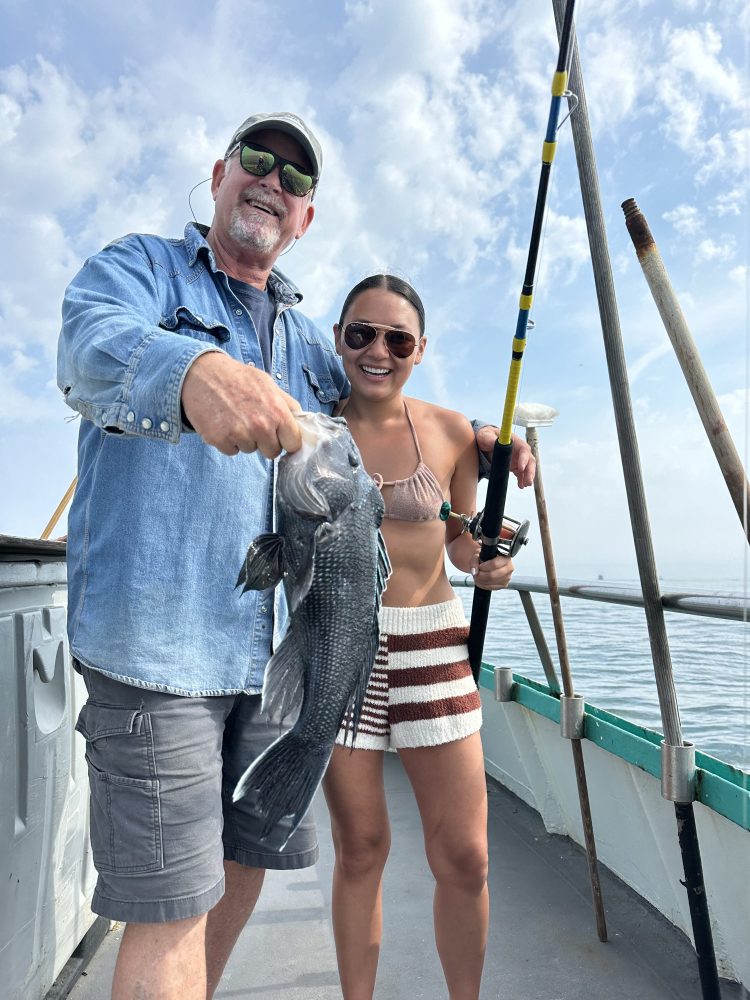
[228,206,281,254]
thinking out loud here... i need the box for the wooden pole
[622,198,750,543]
[524,420,607,942]
[41,477,77,540]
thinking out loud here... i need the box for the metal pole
[518,406,607,942]
[622,198,750,543]
[550,2,721,994]
[517,589,561,693]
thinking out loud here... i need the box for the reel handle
[439,501,529,558]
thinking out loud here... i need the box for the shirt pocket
[76,704,164,874]
[302,364,340,412]
[159,306,231,344]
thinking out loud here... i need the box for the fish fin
[261,631,305,720]
[341,534,391,747]
[340,614,382,747]
[287,538,317,614]
[236,533,285,592]
[287,520,332,612]
[233,732,331,849]
[376,529,392,601]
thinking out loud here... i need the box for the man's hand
[181,352,303,458]
[474,425,536,488]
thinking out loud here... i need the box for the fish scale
[233,411,391,849]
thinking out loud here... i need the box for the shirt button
[235,308,242,316]
[260,606,268,614]
[101,413,108,424]
[160,421,169,432]
[126,411,135,422]
[275,372,282,380]
[141,417,153,430]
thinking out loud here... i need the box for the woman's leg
[323,746,390,1000]
[399,732,489,1000]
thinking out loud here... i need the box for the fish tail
[232,733,330,848]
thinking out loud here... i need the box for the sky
[1,0,748,583]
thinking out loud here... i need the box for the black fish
[233,411,390,848]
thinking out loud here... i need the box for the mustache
[241,187,287,219]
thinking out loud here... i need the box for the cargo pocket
[76,704,164,874]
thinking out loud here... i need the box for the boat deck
[68,754,746,999]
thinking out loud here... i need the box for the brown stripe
[387,625,468,654]
[388,659,471,689]
[390,690,480,725]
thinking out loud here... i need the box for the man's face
[210,128,314,261]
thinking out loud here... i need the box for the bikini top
[371,402,445,522]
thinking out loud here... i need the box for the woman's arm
[445,416,514,591]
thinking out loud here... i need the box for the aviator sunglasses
[343,322,418,359]
[230,140,317,197]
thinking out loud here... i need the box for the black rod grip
[468,440,513,681]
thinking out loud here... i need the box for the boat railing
[450,573,750,622]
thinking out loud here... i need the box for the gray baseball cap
[224,112,322,179]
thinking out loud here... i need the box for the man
[58,112,534,1000]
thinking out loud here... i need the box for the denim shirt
[58,222,348,695]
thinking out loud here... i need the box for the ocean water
[454,579,750,771]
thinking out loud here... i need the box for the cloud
[628,341,673,384]
[657,22,746,172]
[663,204,702,236]
[695,237,735,262]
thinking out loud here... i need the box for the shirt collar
[184,222,303,306]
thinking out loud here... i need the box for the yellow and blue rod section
[469,0,577,680]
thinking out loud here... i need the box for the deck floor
[68,754,747,999]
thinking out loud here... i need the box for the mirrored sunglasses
[233,141,317,197]
[343,322,418,359]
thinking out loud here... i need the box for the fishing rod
[468,0,577,681]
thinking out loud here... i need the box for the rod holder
[560,694,585,739]
[494,666,514,702]
[661,741,696,803]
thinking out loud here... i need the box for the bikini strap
[402,400,423,461]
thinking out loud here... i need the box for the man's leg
[111,860,265,1000]
[205,861,266,998]
[76,667,232,1000]
[112,915,208,1000]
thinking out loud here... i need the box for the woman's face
[334,287,426,399]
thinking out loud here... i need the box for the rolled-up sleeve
[57,239,221,444]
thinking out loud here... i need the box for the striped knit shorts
[336,598,482,751]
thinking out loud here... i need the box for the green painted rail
[479,665,750,833]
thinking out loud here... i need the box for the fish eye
[348,451,359,467]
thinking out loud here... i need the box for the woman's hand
[470,551,514,591]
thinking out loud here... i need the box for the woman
[323,274,514,1000]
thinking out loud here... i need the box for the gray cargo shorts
[75,664,318,923]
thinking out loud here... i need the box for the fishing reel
[438,501,530,558]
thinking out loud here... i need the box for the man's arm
[471,421,536,488]
[58,238,222,444]
[58,238,301,456]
